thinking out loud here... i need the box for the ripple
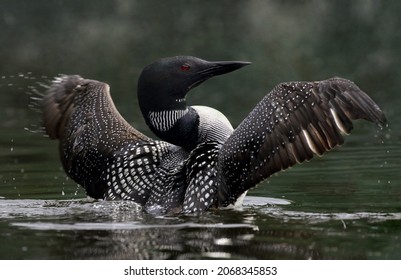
[0,199,142,219]
[0,196,291,220]
[243,195,292,206]
[260,208,401,223]
[2,197,399,230]
[11,221,259,231]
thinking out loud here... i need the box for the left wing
[42,75,180,202]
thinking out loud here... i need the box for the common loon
[42,56,386,214]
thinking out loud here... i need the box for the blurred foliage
[1,0,400,130]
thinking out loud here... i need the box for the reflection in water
[2,198,400,259]
[0,198,323,259]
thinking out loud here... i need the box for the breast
[192,105,234,144]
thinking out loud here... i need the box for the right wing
[217,77,386,206]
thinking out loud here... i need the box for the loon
[42,56,386,214]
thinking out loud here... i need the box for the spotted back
[104,141,179,205]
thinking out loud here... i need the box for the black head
[137,56,251,112]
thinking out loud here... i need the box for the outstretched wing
[42,75,178,202]
[42,75,149,141]
[217,77,386,206]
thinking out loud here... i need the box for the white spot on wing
[330,108,349,135]
[302,129,319,155]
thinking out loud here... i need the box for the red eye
[181,64,191,71]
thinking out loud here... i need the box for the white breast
[192,105,234,144]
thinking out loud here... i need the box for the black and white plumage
[42,56,386,214]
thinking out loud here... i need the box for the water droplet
[61,191,65,196]
[10,147,14,152]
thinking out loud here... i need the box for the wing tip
[327,77,387,127]
[42,75,84,139]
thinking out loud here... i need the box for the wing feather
[42,75,176,200]
[217,77,386,206]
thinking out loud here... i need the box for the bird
[41,56,386,214]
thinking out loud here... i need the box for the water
[1,0,401,260]
[1,195,400,260]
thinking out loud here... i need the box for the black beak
[188,60,251,90]
[198,60,251,78]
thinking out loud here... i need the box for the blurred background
[0,0,400,260]
[2,0,399,119]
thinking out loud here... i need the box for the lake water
[1,0,401,260]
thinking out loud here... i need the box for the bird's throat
[146,106,200,151]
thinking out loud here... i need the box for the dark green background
[0,0,400,259]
